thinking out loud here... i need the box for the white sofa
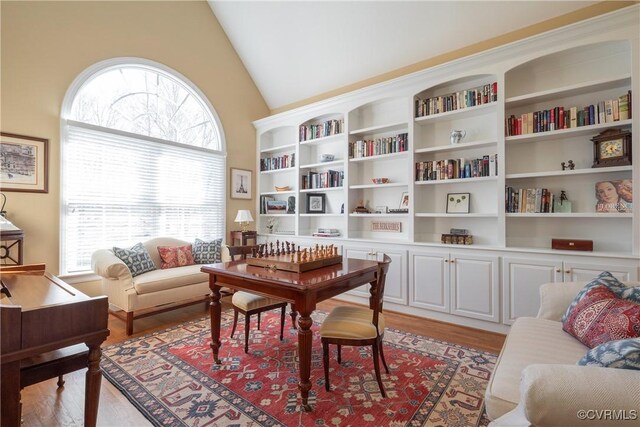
[92,237,227,335]
[486,281,640,426]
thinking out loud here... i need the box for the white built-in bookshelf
[254,7,640,332]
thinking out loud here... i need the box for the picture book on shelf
[595,180,632,213]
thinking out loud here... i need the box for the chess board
[245,242,342,273]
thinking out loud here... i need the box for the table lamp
[234,210,254,232]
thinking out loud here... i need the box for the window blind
[62,123,225,274]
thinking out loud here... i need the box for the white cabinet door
[502,257,560,325]
[409,249,449,312]
[564,262,637,282]
[343,246,407,304]
[382,250,408,305]
[450,254,500,323]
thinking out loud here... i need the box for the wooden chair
[320,254,392,397]
[227,245,289,353]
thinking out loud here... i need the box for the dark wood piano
[0,264,109,427]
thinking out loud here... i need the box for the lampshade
[234,210,254,223]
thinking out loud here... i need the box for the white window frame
[60,57,226,280]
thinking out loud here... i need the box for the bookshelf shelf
[260,142,297,154]
[415,213,498,218]
[349,182,408,190]
[415,176,498,185]
[506,213,633,218]
[506,166,632,179]
[260,190,296,196]
[300,213,344,217]
[348,151,408,163]
[414,102,497,124]
[349,121,408,136]
[349,213,410,218]
[505,120,632,144]
[299,160,343,169]
[299,133,344,146]
[505,75,631,107]
[300,187,343,193]
[415,139,497,154]
[260,167,296,175]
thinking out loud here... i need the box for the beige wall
[1,1,269,274]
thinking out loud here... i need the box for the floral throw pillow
[157,245,195,269]
[192,238,222,264]
[578,338,640,370]
[562,271,640,323]
[562,284,640,348]
[112,242,156,277]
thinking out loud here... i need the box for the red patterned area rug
[101,310,497,426]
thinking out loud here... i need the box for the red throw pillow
[157,245,195,269]
[563,284,640,348]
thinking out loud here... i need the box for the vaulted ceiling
[208,1,598,111]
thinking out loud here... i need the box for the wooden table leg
[290,303,298,329]
[1,361,21,427]
[209,278,222,364]
[84,343,103,427]
[296,307,314,412]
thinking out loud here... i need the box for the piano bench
[20,344,89,389]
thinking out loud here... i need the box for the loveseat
[92,237,228,335]
[486,279,640,426]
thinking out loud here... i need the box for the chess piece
[296,251,301,263]
[333,246,338,256]
[269,242,274,256]
[292,243,296,253]
[286,241,291,254]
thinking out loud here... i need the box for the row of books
[299,119,344,142]
[505,187,556,213]
[415,154,498,181]
[301,170,344,189]
[260,153,295,172]
[349,133,408,159]
[415,82,498,118]
[505,91,631,136]
[312,228,341,237]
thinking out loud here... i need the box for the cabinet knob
[555,268,561,273]
[444,259,449,263]
[565,269,571,274]
[450,259,455,264]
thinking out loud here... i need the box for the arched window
[61,59,226,275]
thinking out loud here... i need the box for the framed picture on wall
[230,168,252,199]
[0,132,49,193]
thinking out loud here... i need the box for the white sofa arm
[492,364,640,427]
[536,282,585,321]
[91,249,132,280]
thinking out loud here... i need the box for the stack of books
[312,228,340,237]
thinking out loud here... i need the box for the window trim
[60,57,227,275]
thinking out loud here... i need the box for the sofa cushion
[157,244,195,269]
[578,338,640,370]
[132,264,208,295]
[484,317,587,420]
[193,238,222,264]
[113,242,156,277]
[563,285,640,348]
[562,271,640,322]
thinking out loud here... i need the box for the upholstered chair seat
[320,307,386,339]
[232,292,286,312]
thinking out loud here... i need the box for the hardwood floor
[20,298,505,426]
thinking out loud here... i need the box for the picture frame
[230,168,252,199]
[266,200,287,214]
[306,193,326,213]
[1,132,49,193]
[446,192,470,213]
[399,192,409,209]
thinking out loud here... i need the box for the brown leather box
[551,238,593,251]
